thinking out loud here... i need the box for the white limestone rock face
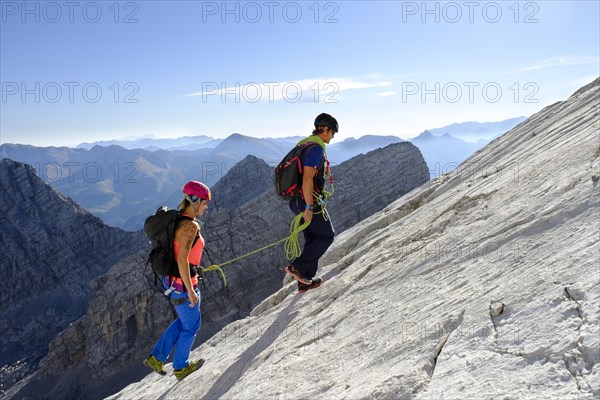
[109,78,599,400]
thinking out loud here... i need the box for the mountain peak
[210,155,272,209]
[1,157,31,171]
[224,132,249,141]
[211,133,288,162]
[413,130,434,140]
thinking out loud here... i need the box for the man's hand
[303,208,313,222]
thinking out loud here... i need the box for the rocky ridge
[0,159,145,397]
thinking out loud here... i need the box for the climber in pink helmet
[144,180,211,381]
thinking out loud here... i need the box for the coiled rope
[203,213,311,286]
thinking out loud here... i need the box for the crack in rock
[563,286,592,394]
[426,310,466,382]
[488,301,526,358]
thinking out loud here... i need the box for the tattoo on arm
[178,222,198,252]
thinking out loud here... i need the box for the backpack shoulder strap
[299,142,324,166]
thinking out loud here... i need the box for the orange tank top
[172,215,205,285]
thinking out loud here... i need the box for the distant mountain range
[425,117,527,142]
[0,118,525,229]
[77,135,222,151]
[76,118,526,151]
[411,130,485,178]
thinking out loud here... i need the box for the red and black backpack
[274,142,326,200]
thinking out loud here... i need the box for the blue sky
[1,0,598,146]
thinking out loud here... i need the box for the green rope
[284,213,311,260]
[203,264,228,286]
[203,213,310,287]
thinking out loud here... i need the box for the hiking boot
[298,277,323,293]
[143,355,166,376]
[285,265,311,285]
[173,359,205,381]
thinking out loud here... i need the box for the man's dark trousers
[289,197,335,279]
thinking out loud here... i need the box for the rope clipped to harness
[202,264,227,287]
[323,158,334,199]
[313,158,334,219]
[202,214,311,287]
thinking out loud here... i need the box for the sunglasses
[188,195,209,203]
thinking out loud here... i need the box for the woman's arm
[174,219,199,305]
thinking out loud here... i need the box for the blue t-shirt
[304,145,324,168]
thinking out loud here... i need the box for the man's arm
[302,166,317,221]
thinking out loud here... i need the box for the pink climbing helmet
[182,180,211,202]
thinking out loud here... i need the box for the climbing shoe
[298,277,323,293]
[285,265,311,285]
[143,355,166,375]
[173,359,205,381]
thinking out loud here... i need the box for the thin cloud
[377,91,396,97]
[519,56,598,72]
[185,77,394,102]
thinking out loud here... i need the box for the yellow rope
[284,213,311,260]
[203,213,310,287]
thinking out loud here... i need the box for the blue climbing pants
[151,284,201,371]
